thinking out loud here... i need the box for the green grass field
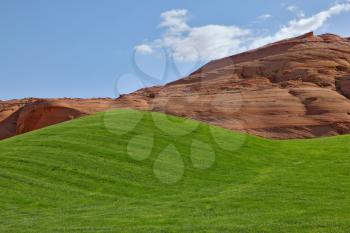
[0,109,350,232]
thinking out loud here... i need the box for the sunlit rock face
[0,98,114,140]
[117,32,350,139]
[1,32,350,139]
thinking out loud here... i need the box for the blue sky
[1,0,350,100]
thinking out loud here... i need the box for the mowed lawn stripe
[0,109,350,232]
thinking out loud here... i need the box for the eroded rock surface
[0,98,114,140]
[116,32,350,139]
[1,32,350,139]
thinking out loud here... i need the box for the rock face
[0,98,114,140]
[1,32,350,140]
[115,32,350,139]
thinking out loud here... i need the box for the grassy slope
[0,109,350,232]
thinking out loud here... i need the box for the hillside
[117,32,350,139]
[1,32,350,140]
[1,109,350,232]
[0,98,114,140]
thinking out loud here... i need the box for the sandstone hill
[116,32,350,139]
[0,98,114,140]
[1,32,350,139]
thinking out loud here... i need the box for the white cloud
[137,9,250,61]
[135,44,153,55]
[136,3,350,62]
[161,24,250,61]
[257,14,272,21]
[250,2,350,48]
[159,9,190,33]
[287,5,305,18]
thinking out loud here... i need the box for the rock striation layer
[1,32,350,139]
[116,32,350,139]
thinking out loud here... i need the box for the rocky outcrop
[0,98,114,140]
[1,32,350,140]
[115,32,350,139]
